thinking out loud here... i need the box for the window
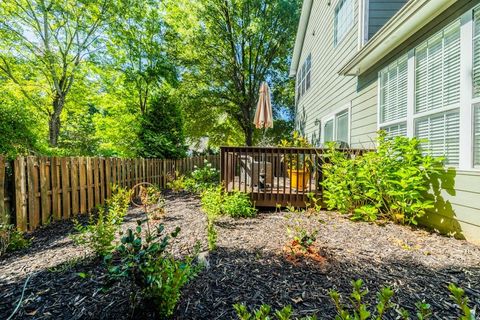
[474,104,480,166]
[415,111,460,165]
[296,54,311,102]
[334,0,354,46]
[379,54,408,128]
[474,7,480,97]
[323,109,349,145]
[415,21,461,114]
[324,119,334,143]
[383,123,407,138]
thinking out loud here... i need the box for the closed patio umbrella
[253,82,273,129]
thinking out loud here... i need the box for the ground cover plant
[0,214,30,256]
[72,186,131,256]
[200,186,257,250]
[234,280,476,320]
[168,160,220,193]
[322,131,443,225]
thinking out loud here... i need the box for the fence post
[14,157,27,231]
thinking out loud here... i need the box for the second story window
[296,54,311,102]
[334,0,354,46]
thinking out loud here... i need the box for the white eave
[339,0,456,76]
[289,0,313,77]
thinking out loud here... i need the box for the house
[291,0,480,243]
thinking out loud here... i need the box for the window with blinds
[383,123,407,138]
[379,55,408,124]
[336,111,349,144]
[296,54,311,102]
[415,21,461,113]
[474,7,480,98]
[415,111,460,165]
[324,119,334,143]
[334,0,354,46]
[475,104,480,166]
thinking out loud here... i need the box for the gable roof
[289,0,313,77]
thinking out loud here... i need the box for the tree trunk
[245,125,253,146]
[48,95,65,147]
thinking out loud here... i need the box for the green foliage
[222,191,258,218]
[329,279,395,320]
[72,187,131,256]
[234,303,316,320]
[201,187,223,250]
[448,284,476,320]
[190,160,220,189]
[107,221,200,317]
[279,131,313,170]
[138,93,188,159]
[0,215,30,256]
[0,97,38,159]
[322,132,443,225]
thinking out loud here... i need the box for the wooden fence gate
[0,155,220,232]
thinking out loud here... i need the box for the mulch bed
[1,192,479,319]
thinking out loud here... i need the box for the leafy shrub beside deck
[322,131,444,225]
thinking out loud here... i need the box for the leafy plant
[322,131,443,225]
[279,131,313,170]
[234,303,317,320]
[107,221,200,317]
[448,283,476,320]
[286,212,318,251]
[168,160,220,193]
[72,186,130,256]
[0,214,30,256]
[201,187,223,250]
[222,190,257,218]
[167,174,187,193]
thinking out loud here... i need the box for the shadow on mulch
[175,246,480,320]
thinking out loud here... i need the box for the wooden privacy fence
[0,155,220,232]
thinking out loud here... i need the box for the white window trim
[376,9,478,171]
[321,104,351,145]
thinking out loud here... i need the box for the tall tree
[106,0,176,115]
[0,0,109,146]
[166,0,301,145]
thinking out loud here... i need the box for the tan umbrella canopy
[253,82,273,129]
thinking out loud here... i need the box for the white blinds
[475,104,480,166]
[474,7,480,98]
[379,55,408,123]
[415,21,461,114]
[382,123,407,138]
[415,111,460,165]
[336,111,349,143]
[324,119,334,143]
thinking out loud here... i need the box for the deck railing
[220,146,366,207]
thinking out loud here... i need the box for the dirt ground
[1,192,479,319]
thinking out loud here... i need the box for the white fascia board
[338,0,456,76]
[289,0,313,77]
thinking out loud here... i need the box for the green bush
[322,131,443,225]
[222,190,257,218]
[167,160,220,193]
[72,186,131,256]
[0,215,30,256]
[107,221,200,317]
[234,280,475,320]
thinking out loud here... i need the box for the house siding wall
[367,0,408,39]
[295,0,480,244]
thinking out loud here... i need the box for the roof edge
[289,0,313,77]
[338,0,456,76]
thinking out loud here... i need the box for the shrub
[167,160,220,193]
[107,221,200,317]
[222,190,257,218]
[72,186,131,256]
[0,215,30,256]
[322,131,443,225]
[234,280,475,320]
[200,187,257,250]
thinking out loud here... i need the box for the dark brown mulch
[1,192,479,319]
